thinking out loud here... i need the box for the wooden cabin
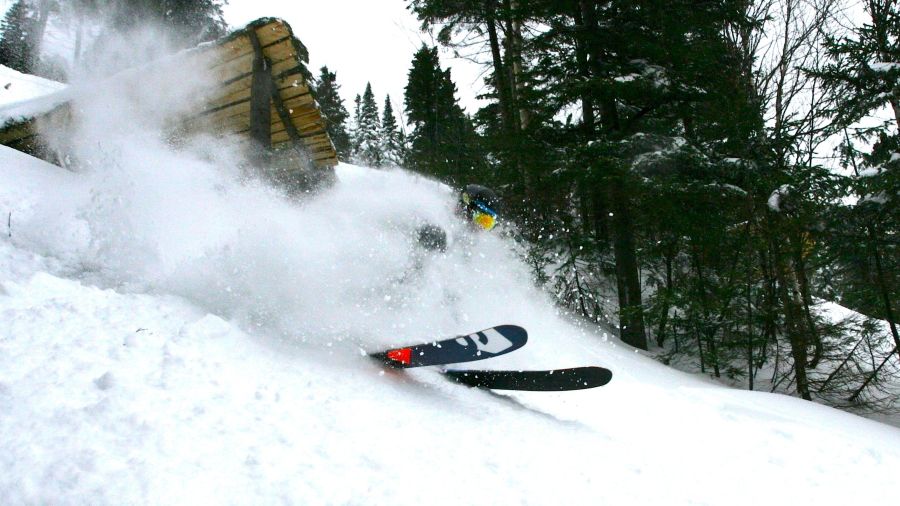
[0,18,338,173]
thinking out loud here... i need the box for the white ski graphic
[468,328,514,354]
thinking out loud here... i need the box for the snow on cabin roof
[0,65,67,107]
[0,66,70,157]
[0,65,69,129]
[0,18,338,170]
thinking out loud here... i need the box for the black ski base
[443,366,612,391]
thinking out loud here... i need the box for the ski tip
[492,324,528,344]
[385,347,413,366]
[584,366,613,386]
[370,347,414,368]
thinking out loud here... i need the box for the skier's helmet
[460,184,500,231]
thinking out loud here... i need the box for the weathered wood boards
[184,17,338,168]
[0,17,338,170]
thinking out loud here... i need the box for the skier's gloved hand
[417,224,447,252]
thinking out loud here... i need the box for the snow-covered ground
[2,146,900,504]
[1,43,899,505]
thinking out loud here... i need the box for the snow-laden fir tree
[814,0,900,365]
[354,82,383,167]
[381,95,405,167]
[315,66,352,160]
[350,93,363,157]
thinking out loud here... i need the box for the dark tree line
[395,0,900,410]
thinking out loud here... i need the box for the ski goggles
[471,201,498,231]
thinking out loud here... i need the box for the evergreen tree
[350,93,363,158]
[355,82,383,167]
[815,0,900,365]
[314,66,352,160]
[105,0,227,47]
[404,44,482,182]
[381,95,405,167]
[0,1,38,74]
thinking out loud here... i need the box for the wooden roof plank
[254,21,292,46]
[97,18,334,168]
[210,39,297,87]
[202,69,308,113]
[203,20,289,70]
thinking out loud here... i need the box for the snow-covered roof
[0,65,66,106]
[0,65,69,128]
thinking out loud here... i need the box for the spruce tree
[314,66,352,159]
[815,0,900,364]
[0,1,38,74]
[404,44,482,182]
[381,95,405,167]
[356,82,383,167]
[350,93,363,159]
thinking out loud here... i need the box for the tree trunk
[793,235,823,368]
[691,243,720,377]
[501,0,521,133]
[485,1,515,135]
[610,178,647,349]
[508,0,529,130]
[579,0,643,348]
[656,244,675,347]
[747,277,755,390]
[772,232,812,400]
[757,248,778,370]
[28,0,52,69]
[572,3,595,137]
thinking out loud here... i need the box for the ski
[442,366,612,391]
[371,325,527,368]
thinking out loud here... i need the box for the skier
[416,184,500,253]
[457,184,500,233]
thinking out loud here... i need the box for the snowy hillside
[2,143,900,504]
[1,32,900,504]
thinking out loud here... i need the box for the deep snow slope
[1,145,899,505]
